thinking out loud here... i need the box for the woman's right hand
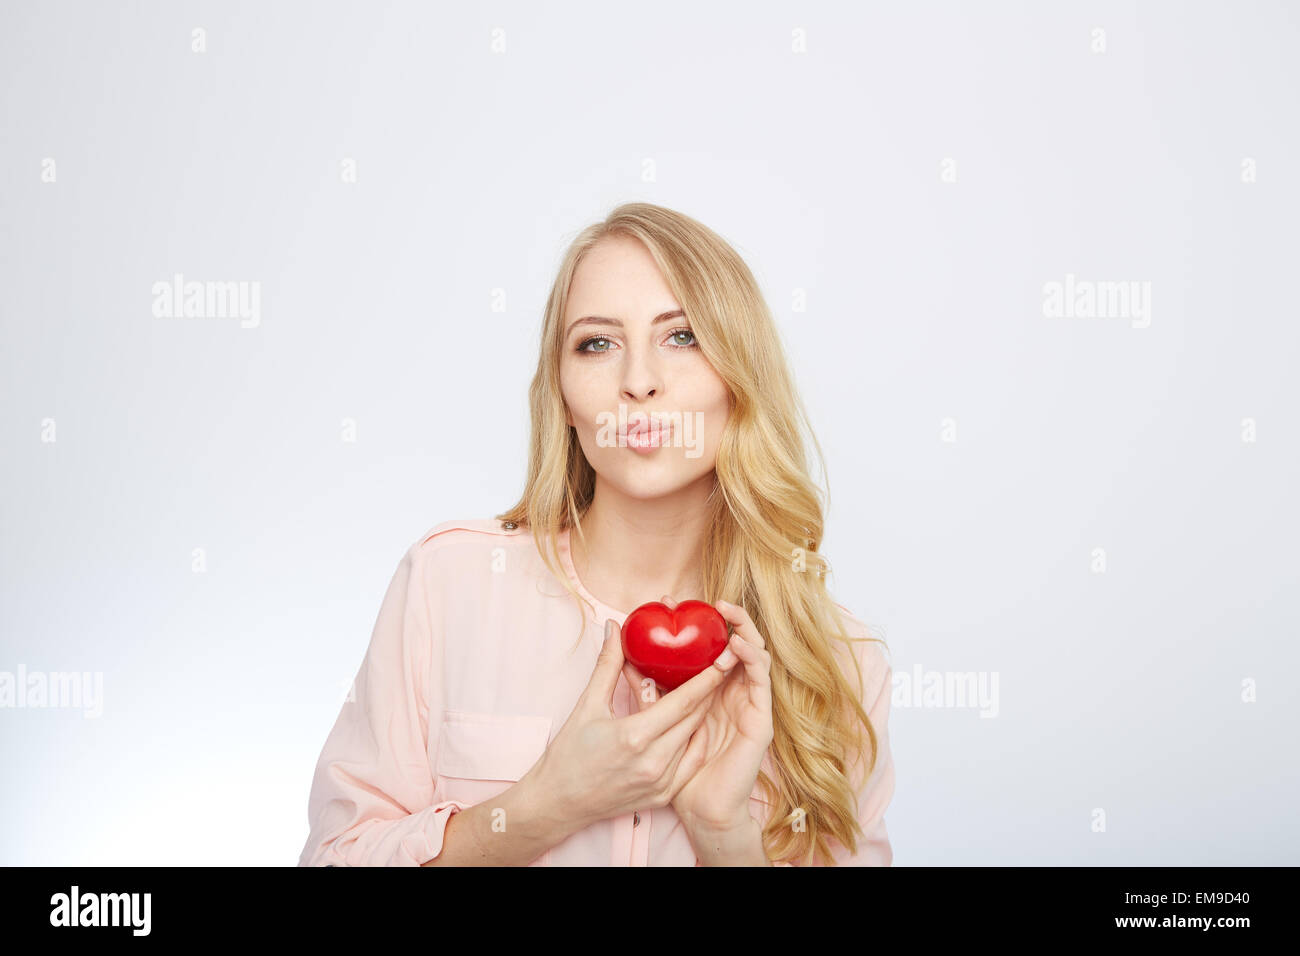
[527,617,738,833]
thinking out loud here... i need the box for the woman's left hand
[633,595,774,834]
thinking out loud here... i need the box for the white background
[1,0,1296,865]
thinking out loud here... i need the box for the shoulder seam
[830,601,891,680]
[416,518,523,549]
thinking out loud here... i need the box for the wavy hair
[497,201,887,866]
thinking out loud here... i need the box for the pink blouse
[297,519,895,866]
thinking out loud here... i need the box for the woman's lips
[623,422,671,451]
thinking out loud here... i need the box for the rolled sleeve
[298,542,466,866]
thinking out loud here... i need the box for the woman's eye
[575,329,696,354]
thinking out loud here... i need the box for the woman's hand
[626,595,775,835]
[526,618,738,835]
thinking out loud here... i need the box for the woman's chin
[603,467,713,502]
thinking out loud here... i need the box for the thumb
[585,618,626,713]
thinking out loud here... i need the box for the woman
[297,202,894,866]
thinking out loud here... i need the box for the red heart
[621,600,730,692]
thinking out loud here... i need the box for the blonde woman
[297,202,895,867]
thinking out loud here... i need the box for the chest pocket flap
[437,709,553,782]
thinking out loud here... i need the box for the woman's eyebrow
[566,309,685,337]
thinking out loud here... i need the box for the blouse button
[502,520,517,530]
[633,812,640,827]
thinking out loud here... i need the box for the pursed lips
[621,418,672,443]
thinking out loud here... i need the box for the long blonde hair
[497,202,887,866]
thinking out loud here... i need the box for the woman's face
[559,235,731,502]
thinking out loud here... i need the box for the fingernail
[715,648,738,668]
[604,620,613,642]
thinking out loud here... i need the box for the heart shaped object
[621,599,730,691]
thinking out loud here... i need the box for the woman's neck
[570,479,715,611]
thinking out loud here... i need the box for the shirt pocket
[434,709,555,865]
